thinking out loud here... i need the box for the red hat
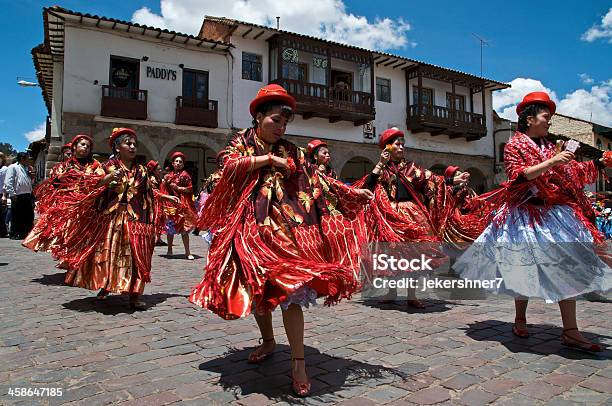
[146,160,159,172]
[378,127,404,149]
[307,139,327,157]
[70,134,94,149]
[109,128,137,148]
[170,151,185,161]
[444,165,460,179]
[516,92,556,116]
[61,142,72,152]
[249,84,297,117]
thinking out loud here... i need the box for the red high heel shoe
[247,338,275,364]
[561,328,603,353]
[291,357,311,397]
[512,317,529,338]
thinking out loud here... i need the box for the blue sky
[2,0,611,151]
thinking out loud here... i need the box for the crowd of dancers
[22,85,612,396]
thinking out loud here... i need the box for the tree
[0,142,17,156]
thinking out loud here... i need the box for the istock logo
[372,254,433,272]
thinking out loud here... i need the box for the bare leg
[406,286,425,308]
[166,234,174,255]
[515,298,528,321]
[558,299,602,351]
[181,232,192,258]
[512,298,529,337]
[282,304,308,384]
[248,312,275,361]
[379,287,397,303]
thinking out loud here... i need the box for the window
[376,78,391,103]
[242,52,262,81]
[446,93,466,111]
[412,87,434,105]
[108,55,140,99]
[182,69,209,107]
[282,62,308,81]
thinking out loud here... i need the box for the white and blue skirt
[453,204,611,303]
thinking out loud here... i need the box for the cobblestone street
[1,237,610,405]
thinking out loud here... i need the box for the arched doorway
[466,167,487,193]
[163,142,218,191]
[340,156,374,183]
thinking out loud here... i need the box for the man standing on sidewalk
[3,152,34,239]
[0,152,9,238]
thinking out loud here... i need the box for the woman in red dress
[306,139,338,179]
[161,151,197,259]
[45,128,178,309]
[24,134,105,253]
[360,128,470,307]
[454,92,610,351]
[190,85,372,396]
[58,142,73,164]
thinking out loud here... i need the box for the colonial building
[32,6,509,190]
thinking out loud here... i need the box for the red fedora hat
[109,128,137,148]
[378,127,404,149]
[307,139,327,158]
[249,84,297,117]
[70,134,94,149]
[516,92,556,116]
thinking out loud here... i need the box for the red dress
[161,170,196,234]
[23,158,105,253]
[36,158,166,294]
[189,129,370,319]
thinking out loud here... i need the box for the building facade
[33,6,509,190]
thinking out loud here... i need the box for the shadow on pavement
[62,293,185,315]
[158,254,204,260]
[198,344,412,402]
[464,320,611,360]
[31,272,67,286]
[359,298,468,314]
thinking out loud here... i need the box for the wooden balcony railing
[272,78,374,123]
[175,97,218,128]
[407,103,486,137]
[101,85,147,120]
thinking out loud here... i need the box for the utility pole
[472,33,489,77]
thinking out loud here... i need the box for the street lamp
[17,77,39,87]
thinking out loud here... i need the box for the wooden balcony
[272,78,374,126]
[406,104,486,140]
[101,85,147,120]
[175,97,218,128]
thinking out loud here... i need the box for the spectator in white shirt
[0,152,9,238]
[4,152,34,239]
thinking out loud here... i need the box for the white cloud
[132,0,413,50]
[24,122,46,143]
[578,73,594,85]
[493,78,612,126]
[581,8,612,43]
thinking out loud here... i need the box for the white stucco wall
[374,65,407,134]
[62,24,231,127]
[230,36,270,129]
